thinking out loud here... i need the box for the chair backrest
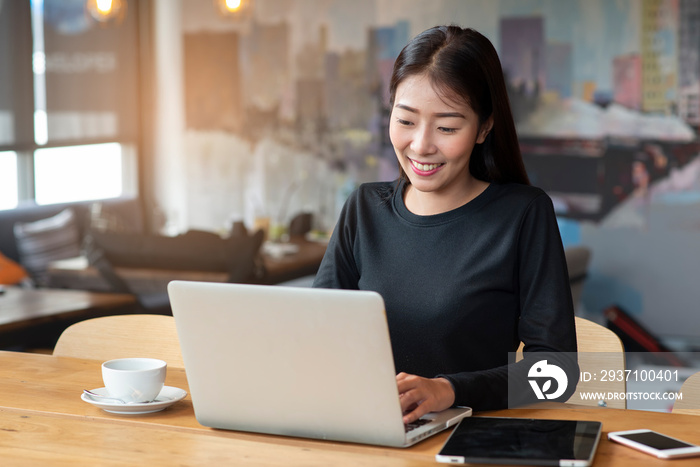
[517,316,627,409]
[672,371,700,415]
[289,212,313,236]
[564,246,591,309]
[53,314,184,368]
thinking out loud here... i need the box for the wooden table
[0,287,136,349]
[2,351,700,466]
[46,238,327,293]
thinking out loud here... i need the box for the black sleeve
[312,190,361,290]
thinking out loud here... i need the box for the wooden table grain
[2,351,700,466]
[0,287,136,349]
[0,287,136,334]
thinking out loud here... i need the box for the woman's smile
[409,158,445,175]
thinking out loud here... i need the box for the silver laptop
[168,280,472,447]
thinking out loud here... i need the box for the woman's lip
[409,158,444,176]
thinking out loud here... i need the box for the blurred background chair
[517,316,627,409]
[53,314,184,368]
[672,371,700,415]
[564,245,592,312]
[289,212,313,237]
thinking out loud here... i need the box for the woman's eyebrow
[394,104,465,119]
[434,111,465,119]
[394,103,418,113]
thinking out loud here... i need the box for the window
[0,152,18,210]
[0,0,141,210]
[34,143,123,205]
[0,1,21,149]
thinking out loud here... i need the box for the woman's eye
[396,118,412,126]
[438,127,457,134]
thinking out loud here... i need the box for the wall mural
[183,0,700,340]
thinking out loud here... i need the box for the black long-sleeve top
[313,179,578,411]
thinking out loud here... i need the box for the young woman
[313,25,578,423]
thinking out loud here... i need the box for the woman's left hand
[396,372,455,424]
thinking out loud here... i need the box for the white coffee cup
[102,358,167,403]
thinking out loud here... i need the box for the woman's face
[389,73,491,200]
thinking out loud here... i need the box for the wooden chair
[672,371,700,415]
[289,212,313,236]
[517,316,627,409]
[53,314,184,368]
[564,246,591,309]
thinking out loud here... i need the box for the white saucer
[81,386,187,414]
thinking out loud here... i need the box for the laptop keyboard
[404,418,430,432]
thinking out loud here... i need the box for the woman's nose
[410,127,436,156]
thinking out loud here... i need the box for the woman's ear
[477,115,494,144]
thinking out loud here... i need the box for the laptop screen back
[168,281,411,447]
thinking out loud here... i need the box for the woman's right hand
[396,372,455,424]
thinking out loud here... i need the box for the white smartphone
[608,429,700,459]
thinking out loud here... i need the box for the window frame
[0,0,143,210]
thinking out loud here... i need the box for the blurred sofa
[0,198,144,286]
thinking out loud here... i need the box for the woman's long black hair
[389,25,530,186]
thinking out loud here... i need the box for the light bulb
[96,0,113,14]
[225,0,242,12]
[86,0,125,24]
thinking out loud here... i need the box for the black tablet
[436,417,602,466]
